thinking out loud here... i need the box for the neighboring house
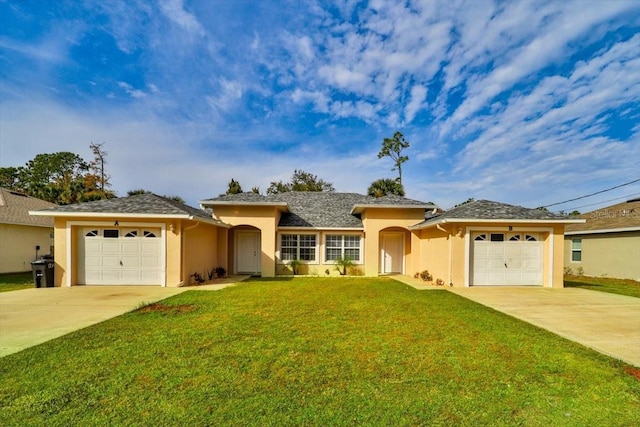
[30,193,228,287]
[0,187,55,273]
[564,199,640,280]
[31,192,581,288]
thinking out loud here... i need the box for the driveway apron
[0,286,186,357]
[447,287,640,367]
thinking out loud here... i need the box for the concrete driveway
[447,287,640,367]
[0,286,186,357]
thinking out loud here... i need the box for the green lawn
[1,278,638,426]
[0,272,34,293]
[565,275,640,298]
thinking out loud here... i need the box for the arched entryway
[379,227,409,274]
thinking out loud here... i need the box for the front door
[236,231,261,274]
[381,233,403,274]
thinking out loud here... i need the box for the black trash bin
[31,256,55,288]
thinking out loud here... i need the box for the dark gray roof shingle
[411,199,572,229]
[32,193,215,222]
[203,191,434,228]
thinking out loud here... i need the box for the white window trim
[464,226,553,288]
[66,221,166,287]
[570,238,582,263]
[277,232,319,264]
[322,232,364,264]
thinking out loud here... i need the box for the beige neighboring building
[0,187,55,273]
[564,198,640,281]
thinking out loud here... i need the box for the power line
[561,191,640,212]
[541,178,640,208]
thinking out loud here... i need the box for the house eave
[29,211,230,227]
[565,226,640,236]
[277,226,364,231]
[409,217,586,230]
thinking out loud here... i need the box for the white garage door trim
[66,221,166,287]
[464,226,553,287]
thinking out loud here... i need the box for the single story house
[31,192,581,288]
[564,198,640,280]
[0,187,55,273]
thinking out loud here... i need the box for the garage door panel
[102,256,121,268]
[122,242,142,254]
[472,232,542,286]
[486,245,504,256]
[141,256,160,268]
[121,255,141,268]
[78,227,163,286]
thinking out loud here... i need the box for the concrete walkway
[0,277,249,358]
[446,286,640,367]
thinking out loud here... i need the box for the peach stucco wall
[51,216,223,287]
[361,208,426,276]
[212,205,280,276]
[413,222,566,288]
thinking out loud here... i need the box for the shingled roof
[410,199,580,230]
[0,187,54,228]
[30,193,227,226]
[565,199,640,234]
[202,191,435,229]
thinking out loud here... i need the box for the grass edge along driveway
[1,278,639,426]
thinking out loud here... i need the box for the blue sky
[1,0,639,211]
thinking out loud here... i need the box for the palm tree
[367,178,405,198]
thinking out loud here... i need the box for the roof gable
[0,187,54,228]
[411,199,578,229]
[30,193,223,225]
[202,191,434,228]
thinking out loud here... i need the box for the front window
[280,234,317,262]
[571,238,582,262]
[325,234,361,262]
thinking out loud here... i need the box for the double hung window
[325,235,361,262]
[280,234,317,262]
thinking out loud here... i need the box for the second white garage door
[78,227,164,285]
[472,232,543,286]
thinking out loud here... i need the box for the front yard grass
[565,275,640,298]
[1,278,638,426]
[0,272,33,293]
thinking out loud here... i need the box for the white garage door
[472,232,542,286]
[78,227,164,285]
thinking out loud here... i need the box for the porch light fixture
[508,225,513,231]
[114,220,119,227]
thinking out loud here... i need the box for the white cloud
[159,0,205,37]
[404,85,427,123]
[117,82,147,98]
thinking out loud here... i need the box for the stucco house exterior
[30,193,228,287]
[0,187,55,273]
[200,192,436,278]
[31,192,581,288]
[409,200,581,288]
[564,198,640,281]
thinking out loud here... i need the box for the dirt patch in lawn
[136,303,197,315]
[623,366,640,381]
